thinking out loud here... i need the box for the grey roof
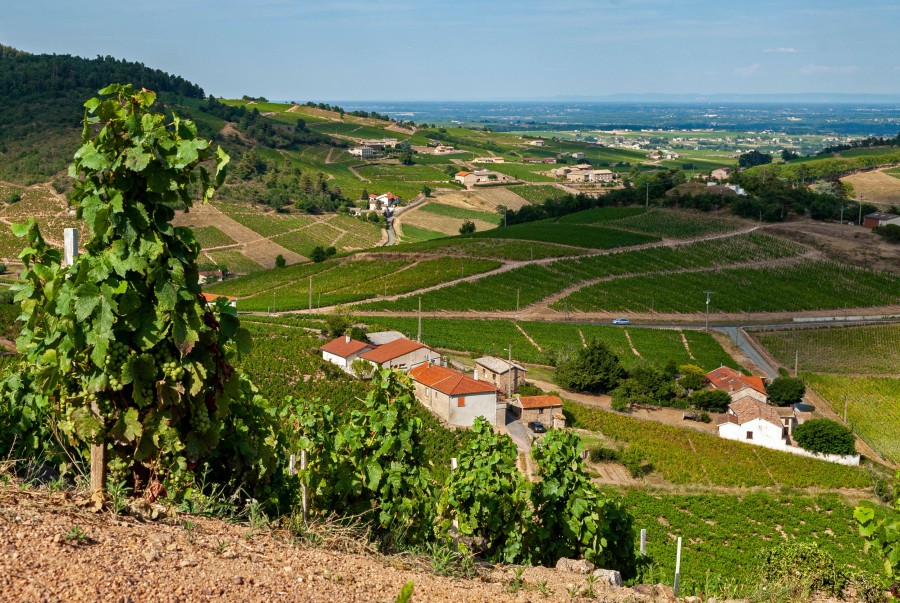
[366,331,406,346]
[865,212,900,220]
[474,356,526,374]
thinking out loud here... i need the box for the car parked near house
[528,420,546,433]
[612,318,630,325]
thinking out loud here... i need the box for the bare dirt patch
[400,206,495,236]
[0,484,648,603]
[841,168,900,206]
[761,219,900,273]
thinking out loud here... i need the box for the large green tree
[767,376,805,406]
[555,338,625,393]
[793,419,856,456]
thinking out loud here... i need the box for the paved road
[716,326,779,380]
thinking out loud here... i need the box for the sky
[3,0,900,101]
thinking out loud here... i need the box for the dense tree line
[204,97,333,149]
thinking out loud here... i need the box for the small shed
[862,212,900,229]
[510,394,563,424]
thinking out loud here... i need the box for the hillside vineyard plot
[555,259,900,314]
[754,324,900,375]
[370,237,589,260]
[359,233,804,313]
[619,490,896,597]
[236,258,501,311]
[467,222,659,249]
[566,401,870,489]
[804,373,900,464]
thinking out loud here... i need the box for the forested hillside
[0,44,207,182]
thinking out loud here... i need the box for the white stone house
[409,363,501,427]
[319,335,374,373]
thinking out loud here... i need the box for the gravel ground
[0,484,649,603]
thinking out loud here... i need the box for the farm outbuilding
[474,356,526,397]
[509,394,563,424]
[320,335,374,373]
[862,212,900,228]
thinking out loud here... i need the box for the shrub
[793,419,856,456]
[620,445,651,479]
[759,542,847,597]
[459,219,476,235]
[275,254,286,268]
[768,376,805,406]
[588,444,619,463]
[690,389,732,412]
[677,364,707,391]
[310,246,327,262]
[873,224,900,243]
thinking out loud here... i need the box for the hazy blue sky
[3,0,899,100]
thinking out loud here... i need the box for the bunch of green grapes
[152,345,185,382]
[105,341,131,392]
[190,396,210,433]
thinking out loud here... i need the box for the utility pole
[508,344,513,399]
[273,290,276,314]
[704,291,713,331]
[645,182,649,209]
[308,276,312,311]
[417,296,422,343]
[794,349,799,378]
[516,288,520,318]
[843,395,848,424]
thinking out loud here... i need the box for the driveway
[504,410,533,455]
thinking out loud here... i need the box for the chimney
[345,334,351,343]
[473,369,479,381]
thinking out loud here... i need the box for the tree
[459,219,476,235]
[739,150,773,168]
[781,149,800,162]
[0,85,275,497]
[793,419,856,456]
[677,364,707,391]
[421,185,432,197]
[275,254,286,268]
[767,377,805,406]
[874,224,900,244]
[690,389,732,412]
[398,140,413,165]
[310,245,328,263]
[555,339,625,393]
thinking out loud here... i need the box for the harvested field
[841,168,900,206]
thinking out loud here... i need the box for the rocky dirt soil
[0,483,680,603]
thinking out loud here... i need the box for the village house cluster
[348,138,400,159]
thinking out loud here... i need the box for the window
[457,396,466,407]
[746,431,753,440]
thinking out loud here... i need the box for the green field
[619,489,894,596]
[468,222,659,249]
[231,257,502,311]
[192,226,237,248]
[555,259,900,314]
[359,233,805,313]
[358,317,739,372]
[203,249,264,274]
[398,224,446,243]
[566,401,871,489]
[804,373,900,464]
[605,209,747,239]
[417,202,502,225]
[556,207,647,224]
[355,163,449,183]
[754,324,900,375]
[370,237,588,260]
[509,185,570,205]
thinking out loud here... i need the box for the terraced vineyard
[555,259,900,314]
[509,184,569,205]
[468,222,659,249]
[358,316,738,371]
[754,324,900,375]
[215,203,383,255]
[192,226,237,248]
[228,257,501,311]
[804,373,900,464]
[619,490,895,596]
[360,233,805,313]
[417,202,502,225]
[604,209,747,239]
[370,237,588,260]
[397,224,445,243]
[566,401,871,489]
[202,249,264,274]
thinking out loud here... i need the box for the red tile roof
[410,364,499,396]
[723,396,784,428]
[359,337,428,363]
[320,336,373,358]
[201,292,237,302]
[706,367,767,397]
[515,395,563,410]
[456,171,472,177]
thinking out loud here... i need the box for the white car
[612,318,630,325]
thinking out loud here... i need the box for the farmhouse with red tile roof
[706,366,767,403]
[359,337,441,371]
[409,363,501,427]
[319,335,374,372]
